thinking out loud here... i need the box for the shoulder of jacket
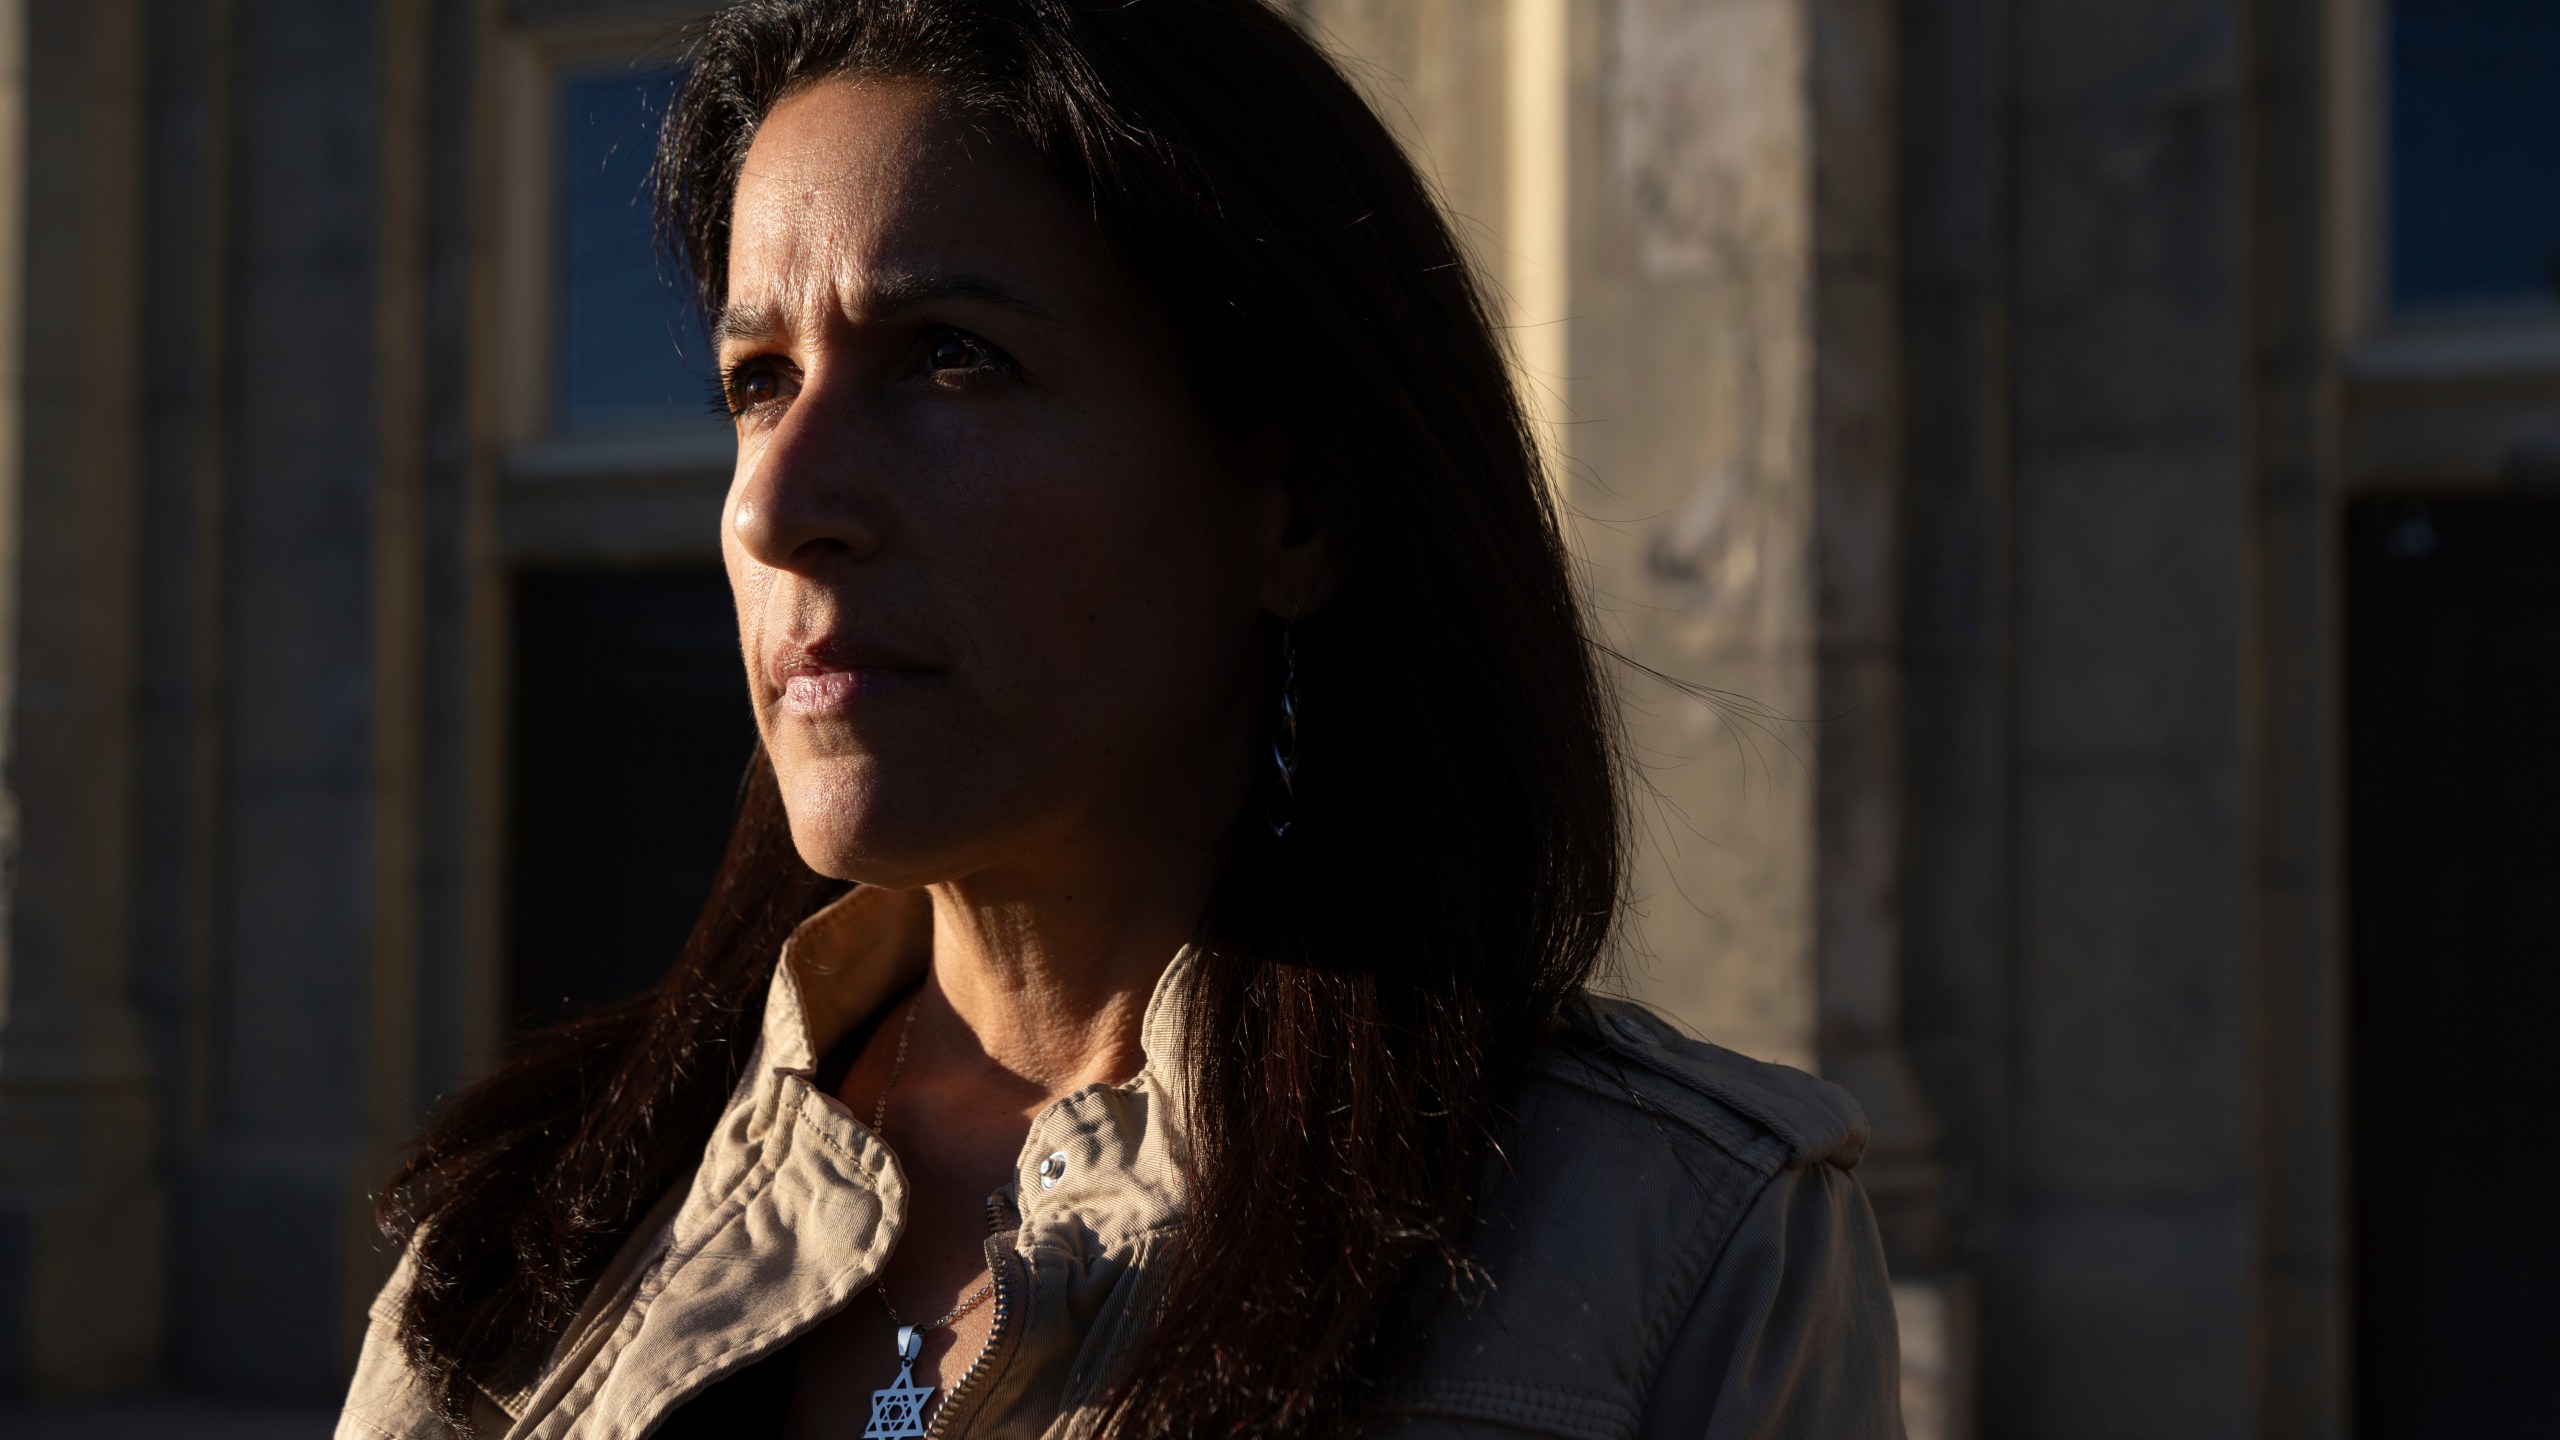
[1524,992,1869,1174]
[1396,996,1872,1433]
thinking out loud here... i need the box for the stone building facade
[2,0,2552,1436]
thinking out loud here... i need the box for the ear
[1245,425,1347,619]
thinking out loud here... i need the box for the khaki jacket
[341,887,1903,1440]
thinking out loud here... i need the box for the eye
[920,329,1010,378]
[719,357,793,417]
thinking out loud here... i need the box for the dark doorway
[2347,496,2560,1437]
[508,568,759,1031]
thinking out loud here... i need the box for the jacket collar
[760,883,933,1075]
[757,883,1202,1110]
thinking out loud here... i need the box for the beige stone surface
[1311,0,1822,1068]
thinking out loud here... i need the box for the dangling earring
[1265,623,1301,838]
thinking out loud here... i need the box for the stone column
[1995,0,2258,1430]
[2247,0,2347,1430]
[1302,0,1818,1069]
[1809,0,1947,1264]
[169,0,431,1393]
[0,0,165,1397]
[1579,0,1821,1072]
[1895,0,2010,1434]
[1805,5,1968,1433]
[1305,0,1953,1143]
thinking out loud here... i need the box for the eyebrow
[711,268,1061,346]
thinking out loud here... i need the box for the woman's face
[719,77,1307,885]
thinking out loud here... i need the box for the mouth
[771,637,940,717]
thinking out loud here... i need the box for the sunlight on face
[717,77,1283,887]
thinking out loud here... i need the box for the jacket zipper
[925,1192,1022,1440]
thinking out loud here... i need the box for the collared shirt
[341,885,1906,1439]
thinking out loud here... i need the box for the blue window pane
[556,65,715,431]
[2390,0,2560,314]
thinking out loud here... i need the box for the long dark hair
[381,1,1626,1434]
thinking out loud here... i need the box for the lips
[771,636,939,716]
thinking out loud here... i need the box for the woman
[342,1,1901,1436]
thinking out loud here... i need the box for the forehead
[725,77,1071,310]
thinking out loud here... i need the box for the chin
[776,757,970,888]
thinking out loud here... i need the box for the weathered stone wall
[0,0,163,1396]
[1897,0,2348,1434]
[2002,0,2256,1423]
[1308,0,1825,1075]
[1579,0,1823,1072]
[183,0,392,1392]
[0,0,486,1397]
[1324,1,2355,1436]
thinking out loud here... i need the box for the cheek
[723,538,779,695]
[939,432,1245,669]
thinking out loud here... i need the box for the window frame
[483,7,735,566]
[2332,0,2560,495]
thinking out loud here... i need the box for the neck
[900,666,1262,1107]
[916,820,1217,1100]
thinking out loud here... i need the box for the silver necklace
[863,996,995,1440]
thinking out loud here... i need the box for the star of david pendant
[865,1324,936,1439]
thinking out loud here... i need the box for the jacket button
[1037,1151,1068,1190]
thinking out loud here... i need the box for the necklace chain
[869,994,920,1133]
[870,995,996,1334]
[878,1273,994,1334]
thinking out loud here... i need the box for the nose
[727,383,886,572]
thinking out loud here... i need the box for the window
[2389,0,2560,315]
[554,63,720,434]
[508,569,758,1027]
[497,48,754,1032]
[2347,497,2560,1429]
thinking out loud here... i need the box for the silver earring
[1266,625,1300,838]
